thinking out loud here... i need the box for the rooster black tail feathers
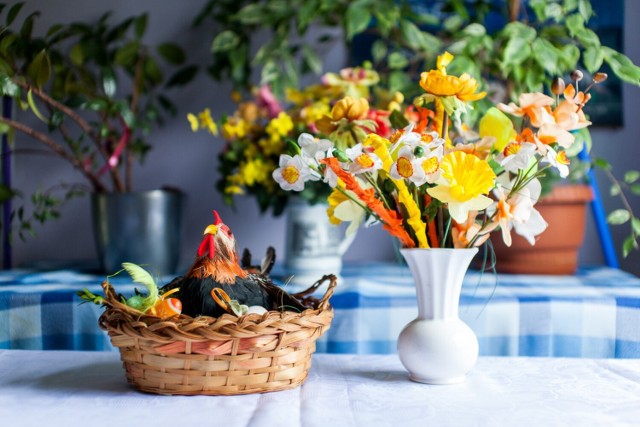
[261,246,276,275]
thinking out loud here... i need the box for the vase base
[409,374,466,385]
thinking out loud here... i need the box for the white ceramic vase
[398,247,479,385]
[285,199,355,286]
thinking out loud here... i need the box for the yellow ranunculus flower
[331,96,369,121]
[479,107,517,152]
[327,187,348,225]
[419,71,486,102]
[222,118,249,140]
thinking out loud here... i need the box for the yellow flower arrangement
[274,53,596,251]
[189,66,397,214]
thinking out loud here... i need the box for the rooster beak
[203,224,218,235]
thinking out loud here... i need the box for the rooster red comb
[213,210,223,225]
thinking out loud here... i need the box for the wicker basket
[99,275,336,396]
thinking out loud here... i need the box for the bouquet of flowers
[189,67,402,215]
[273,52,597,251]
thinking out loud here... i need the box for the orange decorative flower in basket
[98,275,336,396]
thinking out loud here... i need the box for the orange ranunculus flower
[419,70,486,102]
[331,96,369,121]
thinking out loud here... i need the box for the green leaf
[633,217,640,235]
[345,5,371,40]
[0,76,20,97]
[576,28,600,48]
[235,4,264,25]
[502,22,537,42]
[0,183,16,202]
[624,170,640,184]
[27,89,48,123]
[144,57,163,85]
[6,2,24,26]
[582,46,604,73]
[134,14,148,39]
[69,44,84,66]
[532,38,559,74]
[102,68,117,98]
[565,14,585,37]
[389,109,409,129]
[544,3,563,21]
[463,23,486,37]
[26,50,51,88]
[388,52,408,69]
[400,20,423,50]
[593,158,611,171]
[114,41,139,67]
[607,209,630,225]
[502,37,531,68]
[443,15,463,32]
[166,65,198,87]
[630,184,640,196]
[302,45,322,75]
[623,235,637,258]
[157,43,185,65]
[211,30,240,53]
[371,40,387,64]
[610,183,621,196]
[578,0,593,21]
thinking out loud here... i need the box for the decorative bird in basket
[163,210,305,318]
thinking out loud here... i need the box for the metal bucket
[91,189,184,276]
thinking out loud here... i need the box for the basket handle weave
[291,274,337,311]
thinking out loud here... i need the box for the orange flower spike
[423,195,440,248]
[322,157,416,248]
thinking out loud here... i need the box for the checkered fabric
[1,264,639,357]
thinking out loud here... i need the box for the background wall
[5,0,640,275]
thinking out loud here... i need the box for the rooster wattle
[164,211,305,318]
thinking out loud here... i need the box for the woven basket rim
[99,274,337,343]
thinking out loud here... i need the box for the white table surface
[1,350,639,427]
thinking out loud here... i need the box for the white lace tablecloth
[1,350,638,427]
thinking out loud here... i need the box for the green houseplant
[0,4,196,273]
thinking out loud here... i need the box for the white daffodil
[346,143,383,174]
[388,123,420,152]
[298,132,333,160]
[494,141,537,173]
[543,146,570,178]
[317,150,339,188]
[390,146,427,185]
[273,155,317,191]
[419,144,444,184]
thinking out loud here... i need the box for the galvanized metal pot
[91,189,184,276]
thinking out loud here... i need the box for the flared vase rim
[400,247,479,255]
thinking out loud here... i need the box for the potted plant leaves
[0,4,197,274]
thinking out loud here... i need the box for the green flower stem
[364,172,393,211]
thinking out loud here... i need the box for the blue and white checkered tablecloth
[1,263,639,357]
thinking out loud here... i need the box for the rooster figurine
[165,211,305,318]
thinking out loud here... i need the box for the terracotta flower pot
[489,184,593,275]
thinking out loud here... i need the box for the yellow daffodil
[327,184,366,235]
[479,107,517,152]
[427,151,496,223]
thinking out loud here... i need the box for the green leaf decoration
[632,217,640,235]
[228,299,248,317]
[389,109,409,130]
[583,46,604,73]
[607,209,631,225]
[166,65,198,88]
[211,30,240,53]
[122,262,156,291]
